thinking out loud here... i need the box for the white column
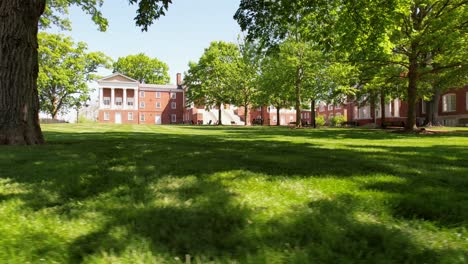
[134,89,139,110]
[123,88,127,110]
[111,88,115,110]
[99,87,104,108]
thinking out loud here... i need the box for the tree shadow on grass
[0,129,466,262]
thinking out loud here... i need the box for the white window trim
[104,112,110,121]
[171,102,177,109]
[140,114,145,122]
[171,114,177,123]
[103,97,111,106]
[466,92,468,111]
[156,92,161,98]
[171,92,176,99]
[140,102,145,109]
[128,112,134,121]
[442,94,456,112]
[139,91,145,98]
[156,102,161,109]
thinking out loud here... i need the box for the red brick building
[98,73,184,125]
[98,74,467,127]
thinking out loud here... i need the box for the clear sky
[64,0,243,84]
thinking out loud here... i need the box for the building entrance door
[155,115,162,125]
[115,112,122,124]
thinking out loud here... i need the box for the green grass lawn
[0,124,467,263]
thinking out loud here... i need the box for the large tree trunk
[0,0,45,145]
[311,99,316,128]
[405,53,418,131]
[380,90,386,129]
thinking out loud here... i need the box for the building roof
[139,84,183,92]
[97,73,139,83]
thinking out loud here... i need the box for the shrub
[316,115,326,127]
[330,115,346,127]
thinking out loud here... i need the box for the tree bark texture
[0,0,45,144]
[276,107,280,126]
[244,105,248,126]
[311,99,316,128]
[405,54,418,131]
[380,90,386,129]
[295,66,302,128]
[217,104,222,125]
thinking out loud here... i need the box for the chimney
[176,73,182,87]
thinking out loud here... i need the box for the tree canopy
[37,32,111,119]
[113,53,170,84]
[184,41,241,125]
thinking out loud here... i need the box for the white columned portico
[111,88,115,109]
[99,88,104,108]
[123,88,127,110]
[134,88,139,110]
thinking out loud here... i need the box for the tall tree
[37,33,111,119]
[184,41,240,125]
[258,52,294,126]
[0,0,173,145]
[235,0,467,131]
[228,39,261,126]
[113,53,170,84]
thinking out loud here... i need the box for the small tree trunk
[405,53,418,131]
[244,105,248,126]
[432,89,441,125]
[218,104,222,125]
[0,0,46,145]
[295,67,302,128]
[311,99,316,128]
[276,107,280,126]
[380,90,386,129]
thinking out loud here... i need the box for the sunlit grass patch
[0,124,467,263]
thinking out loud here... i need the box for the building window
[171,102,176,109]
[442,94,456,112]
[273,116,277,122]
[140,102,145,109]
[139,91,145,98]
[289,116,293,122]
[171,114,177,123]
[421,100,426,114]
[171,92,176,99]
[319,103,325,112]
[358,106,370,119]
[394,99,400,117]
[104,112,110,121]
[328,104,333,111]
[127,98,134,106]
[156,92,161,98]
[140,114,145,122]
[128,112,134,121]
[103,97,111,106]
[335,105,341,109]
[156,102,161,109]
[115,97,123,106]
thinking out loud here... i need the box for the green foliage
[184,41,241,111]
[330,115,346,127]
[113,53,170,84]
[1,124,467,262]
[40,0,173,31]
[315,115,325,127]
[37,32,111,119]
